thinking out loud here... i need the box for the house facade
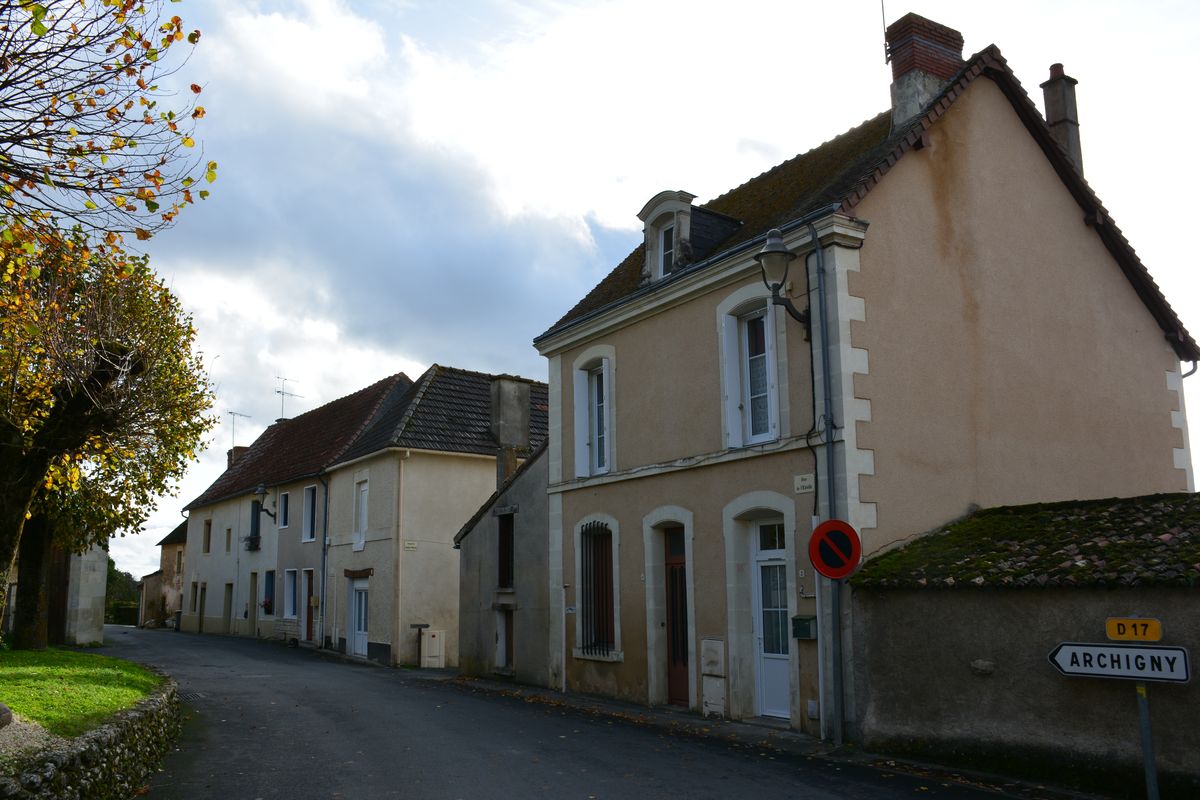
[532,13,1196,738]
[140,520,188,627]
[178,366,547,670]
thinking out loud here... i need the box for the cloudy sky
[110,0,1200,577]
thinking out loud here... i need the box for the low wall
[852,587,1198,797]
[0,672,180,799]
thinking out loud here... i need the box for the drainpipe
[808,221,844,746]
[1184,361,1197,379]
[318,472,330,650]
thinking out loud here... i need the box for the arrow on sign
[1048,642,1190,684]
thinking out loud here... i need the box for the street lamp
[754,228,810,331]
[253,484,276,520]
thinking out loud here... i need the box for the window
[660,225,675,274]
[572,347,614,479]
[719,289,780,448]
[740,309,772,442]
[175,550,182,574]
[283,570,298,618]
[190,582,198,612]
[264,570,276,615]
[302,485,317,542]
[202,520,211,554]
[497,513,514,590]
[278,492,290,528]
[225,527,232,553]
[589,367,607,472]
[353,479,368,551]
[579,521,615,657]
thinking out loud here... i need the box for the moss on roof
[853,493,1200,590]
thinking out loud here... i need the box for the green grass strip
[0,648,162,737]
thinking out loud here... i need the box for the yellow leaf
[181,136,195,147]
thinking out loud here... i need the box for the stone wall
[0,673,180,799]
[852,587,1199,797]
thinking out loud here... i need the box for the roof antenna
[275,376,304,419]
[227,410,250,449]
[881,0,891,64]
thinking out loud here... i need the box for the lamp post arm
[771,285,810,331]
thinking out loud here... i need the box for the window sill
[352,540,365,552]
[572,648,624,663]
[301,537,317,544]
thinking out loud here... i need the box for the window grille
[580,521,614,656]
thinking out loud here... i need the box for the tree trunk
[11,515,50,650]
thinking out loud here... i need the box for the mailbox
[791,615,817,640]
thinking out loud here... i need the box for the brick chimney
[227,446,248,469]
[886,13,965,127]
[490,376,531,487]
[1040,63,1083,176]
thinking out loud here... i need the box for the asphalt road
[101,626,1019,800]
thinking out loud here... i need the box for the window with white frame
[302,485,317,542]
[719,291,780,448]
[283,569,298,618]
[278,491,290,528]
[572,350,614,478]
[353,479,368,551]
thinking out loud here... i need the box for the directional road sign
[809,519,862,580]
[1048,642,1190,684]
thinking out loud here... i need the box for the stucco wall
[556,272,814,476]
[63,546,106,645]
[853,587,1199,795]
[179,495,280,639]
[396,451,496,667]
[558,449,822,734]
[273,478,325,644]
[459,450,552,686]
[851,76,1188,556]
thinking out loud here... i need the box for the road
[101,626,1020,800]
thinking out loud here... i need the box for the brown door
[665,527,688,706]
[304,571,315,641]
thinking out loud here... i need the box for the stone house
[528,12,1197,739]
[139,520,187,627]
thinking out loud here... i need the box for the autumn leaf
[181,136,195,148]
[134,228,152,241]
[190,83,201,94]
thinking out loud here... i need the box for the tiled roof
[853,493,1200,589]
[453,439,548,546]
[156,520,188,547]
[334,365,549,465]
[538,47,1199,362]
[184,373,410,509]
[187,366,549,510]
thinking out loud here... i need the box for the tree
[0,228,214,636]
[0,0,216,242]
[0,1,215,631]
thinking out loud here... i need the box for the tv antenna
[275,376,304,418]
[227,411,250,449]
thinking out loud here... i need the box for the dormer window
[661,225,675,274]
[638,190,696,283]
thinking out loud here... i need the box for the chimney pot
[885,13,965,127]
[1040,63,1083,175]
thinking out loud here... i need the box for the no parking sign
[808,519,862,580]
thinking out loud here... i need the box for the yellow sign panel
[1105,618,1162,642]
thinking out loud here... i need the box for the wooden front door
[664,527,688,706]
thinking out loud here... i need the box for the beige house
[532,13,1196,738]
[179,365,546,670]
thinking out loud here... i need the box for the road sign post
[1049,632,1189,800]
[808,519,862,747]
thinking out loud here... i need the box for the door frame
[642,507,696,709]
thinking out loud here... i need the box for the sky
[110,0,1200,577]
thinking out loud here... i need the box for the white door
[351,579,368,657]
[753,522,789,718]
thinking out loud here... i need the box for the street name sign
[1105,617,1162,642]
[1048,642,1189,684]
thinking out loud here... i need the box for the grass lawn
[0,648,162,737]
